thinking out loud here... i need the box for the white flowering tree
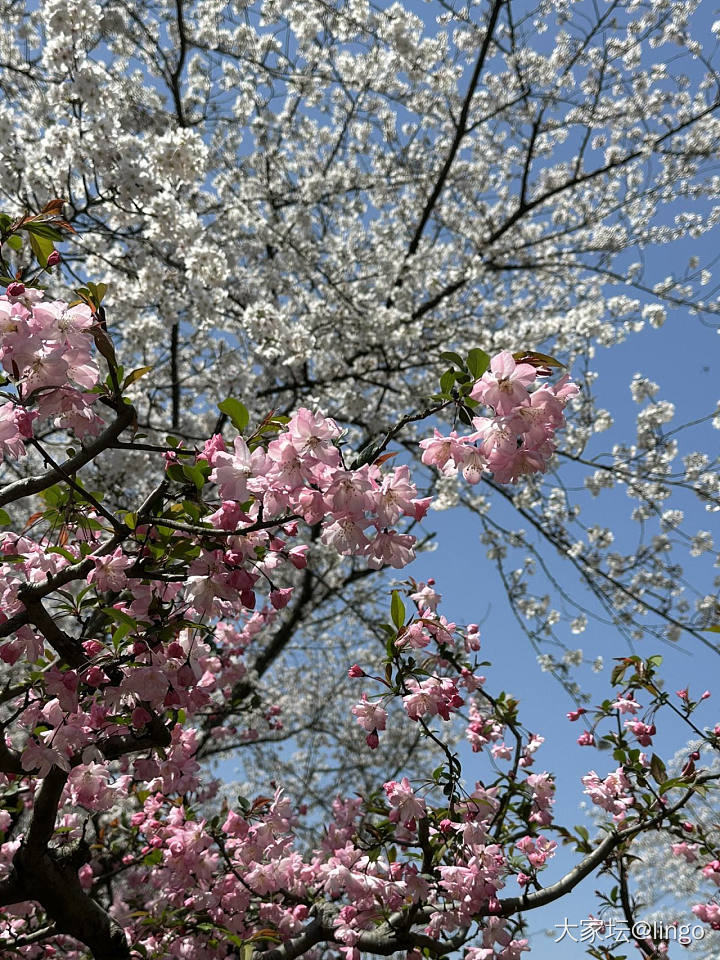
[0,0,719,956]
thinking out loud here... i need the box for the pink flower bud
[132,707,152,729]
[270,587,293,609]
[82,640,104,657]
[78,864,93,890]
[365,730,379,750]
[348,664,365,678]
[46,250,61,267]
[84,666,109,687]
[6,281,25,297]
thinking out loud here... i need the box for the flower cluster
[581,767,635,823]
[205,409,431,570]
[0,285,103,443]
[420,352,578,484]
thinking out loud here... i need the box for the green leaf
[86,281,108,304]
[46,546,77,564]
[224,932,245,948]
[0,508,10,526]
[466,348,490,379]
[649,754,667,785]
[218,398,250,433]
[439,369,456,395]
[22,221,63,241]
[351,437,382,469]
[457,405,474,427]
[101,607,137,628]
[5,234,22,251]
[123,365,153,389]
[112,621,134,650]
[181,461,210,491]
[166,463,186,483]
[27,231,54,268]
[390,590,406,630]
[512,350,566,371]
[611,661,630,686]
[438,351,466,369]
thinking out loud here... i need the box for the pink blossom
[515,835,557,868]
[525,772,555,826]
[270,588,293,609]
[470,350,537,415]
[419,429,466,475]
[123,666,170,706]
[0,402,36,461]
[692,902,720,929]
[383,778,426,823]
[612,694,640,714]
[210,436,254,501]
[68,762,114,811]
[582,767,635,822]
[21,739,70,777]
[366,530,415,569]
[351,694,387,733]
[671,842,698,862]
[403,676,464,721]
[88,547,133,591]
[625,719,655,746]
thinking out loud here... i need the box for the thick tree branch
[0,404,135,508]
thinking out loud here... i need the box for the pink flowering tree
[0,209,717,960]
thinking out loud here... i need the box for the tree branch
[0,404,135,508]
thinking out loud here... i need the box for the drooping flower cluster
[581,767,635,823]
[205,409,431,570]
[420,352,579,484]
[0,285,103,443]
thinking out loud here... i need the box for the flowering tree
[0,213,717,959]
